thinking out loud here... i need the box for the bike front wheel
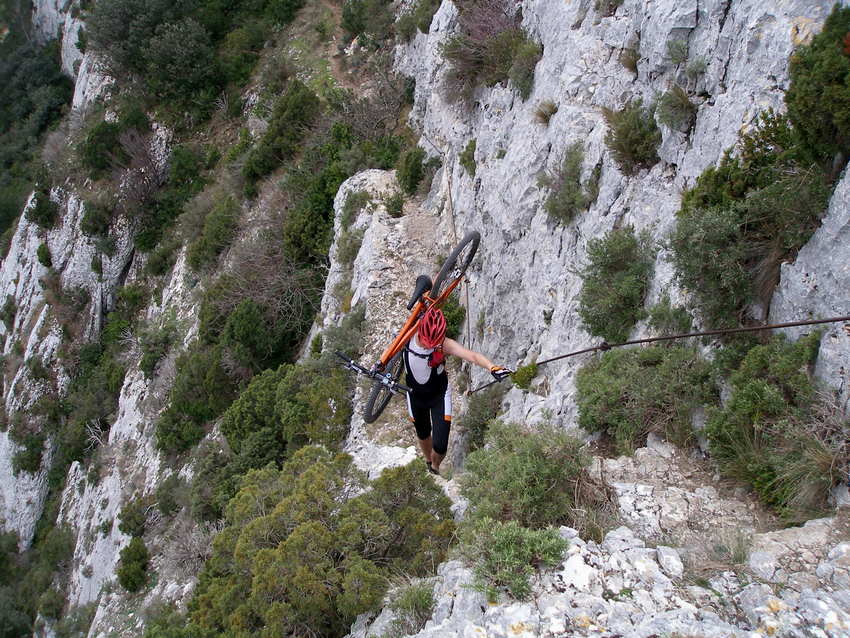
[363,350,404,424]
[432,230,480,299]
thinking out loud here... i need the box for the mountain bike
[336,230,481,423]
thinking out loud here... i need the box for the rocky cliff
[2,0,850,636]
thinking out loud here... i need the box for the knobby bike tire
[363,350,404,423]
[431,231,480,300]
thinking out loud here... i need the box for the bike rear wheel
[432,231,480,300]
[363,350,404,423]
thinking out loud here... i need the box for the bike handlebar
[335,352,411,394]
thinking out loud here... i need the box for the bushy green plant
[441,294,466,339]
[397,146,426,195]
[341,0,395,44]
[459,139,476,176]
[139,323,175,379]
[155,346,236,454]
[388,581,434,635]
[340,190,371,229]
[665,38,688,65]
[26,186,58,229]
[116,537,149,592]
[670,111,829,327]
[511,362,538,390]
[459,518,567,599]
[37,587,65,619]
[396,0,440,40]
[785,4,850,163]
[460,421,602,530]
[154,474,184,517]
[383,191,404,217]
[576,345,716,454]
[188,449,453,637]
[36,243,52,268]
[539,142,595,224]
[441,1,541,100]
[243,80,320,192]
[577,226,655,343]
[186,196,239,270]
[145,18,218,103]
[81,199,113,236]
[457,385,507,452]
[603,99,661,175]
[11,432,45,474]
[657,85,696,132]
[118,498,149,537]
[336,228,364,267]
[646,294,692,337]
[705,334,830,517]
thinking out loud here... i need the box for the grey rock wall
[395,0,842,430]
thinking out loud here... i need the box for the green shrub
[220,364,288,457]
[657,85,696,132]
[186,196,239,270]
[508,38,542,100]
[603,99,661,175]
[397,147,426,195]
[459,139,476,176]
[539,142,596,224]
[396,0,440,40]
[441,294,466,339]
[460,421,604,530]
[116,537,149,592]
[577,226,655,343]
[189,450,453,637]
[705,334,836,518]
[219,21,266,85]
[145,18,219,104]
[388,581,434,636]
[665,38,688,65]
[139,323,175,379]
[38,587,65,619]
[36,243,52,268]
[383,191,404,217]
[341,0,395,44]
[686,57,707,80]
[510,362,538,390]
[647,294,692,337]
[576,345,716,454]
[12,432,45,474]
[0,297,16,331]
[154,474,183,517]
[785,5,850,163]
[155,346,235,454]
[243,80,320,191]
[81,199,113,236]
[441,2,541,100]
[340,190,371,229]
[459,518,567,599]
[26,186,58,229]
[336,228,364,267]
[118,498,149,537]
[458,385,506,452]
[670,111,829,327]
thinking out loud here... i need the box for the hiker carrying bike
[405,305,512,475]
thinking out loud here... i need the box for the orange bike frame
[376,274,465,368]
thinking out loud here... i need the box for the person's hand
[490,365,513,382]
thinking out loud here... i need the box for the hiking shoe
[426,461,439,475]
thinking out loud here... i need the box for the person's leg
[429,390,452,472]
[407,391,434,463]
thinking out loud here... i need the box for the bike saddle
[407,274,433,309]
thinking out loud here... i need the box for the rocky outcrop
[350,522,850,638]
[395,0,844,430]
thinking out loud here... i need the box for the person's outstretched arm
[443,338,494,370]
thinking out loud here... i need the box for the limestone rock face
[395,0,840,430]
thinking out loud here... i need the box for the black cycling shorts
[406,389,452,455]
